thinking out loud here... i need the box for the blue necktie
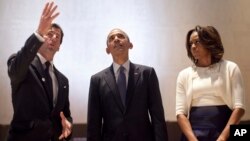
[44,61,53,109]
[117,66,126,106]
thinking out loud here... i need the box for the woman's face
[189,31,211,65]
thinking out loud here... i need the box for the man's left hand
[59,111,72,140]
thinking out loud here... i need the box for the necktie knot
[45,61,51,70]
[119,65,125,73]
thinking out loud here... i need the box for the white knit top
[176,60,245,117]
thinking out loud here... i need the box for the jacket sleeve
[7,34,43,85]
[148,68,169,141]
[87,75,102,141]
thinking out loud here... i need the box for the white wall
[1,0,250,124]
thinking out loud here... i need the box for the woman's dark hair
[51,23,64,44]
[186,25,224,64]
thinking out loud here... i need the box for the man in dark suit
[87,28,168,141]
[7,2,72,141]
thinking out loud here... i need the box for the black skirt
[181,105,232,141]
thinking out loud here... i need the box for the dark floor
[1,121,250,141]
[72,138,86,141]
[0,122,182,141]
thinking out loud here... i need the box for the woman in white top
[176,25,245,141]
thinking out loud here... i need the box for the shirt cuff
[34,31,45,42]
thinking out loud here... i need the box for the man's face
[106,29,132,57]
[43,27,62,53]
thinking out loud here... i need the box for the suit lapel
[104,65,125,112]
[30,56,51,103]
[125,63,140,111]
[31,56,44,83]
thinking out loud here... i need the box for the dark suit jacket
[87,63,168,141]
[7,34,72,141]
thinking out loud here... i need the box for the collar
[113,60,130,74]
[37,53,54,68]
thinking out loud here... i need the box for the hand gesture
[59,112,72,140]
[37,2,59,36]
